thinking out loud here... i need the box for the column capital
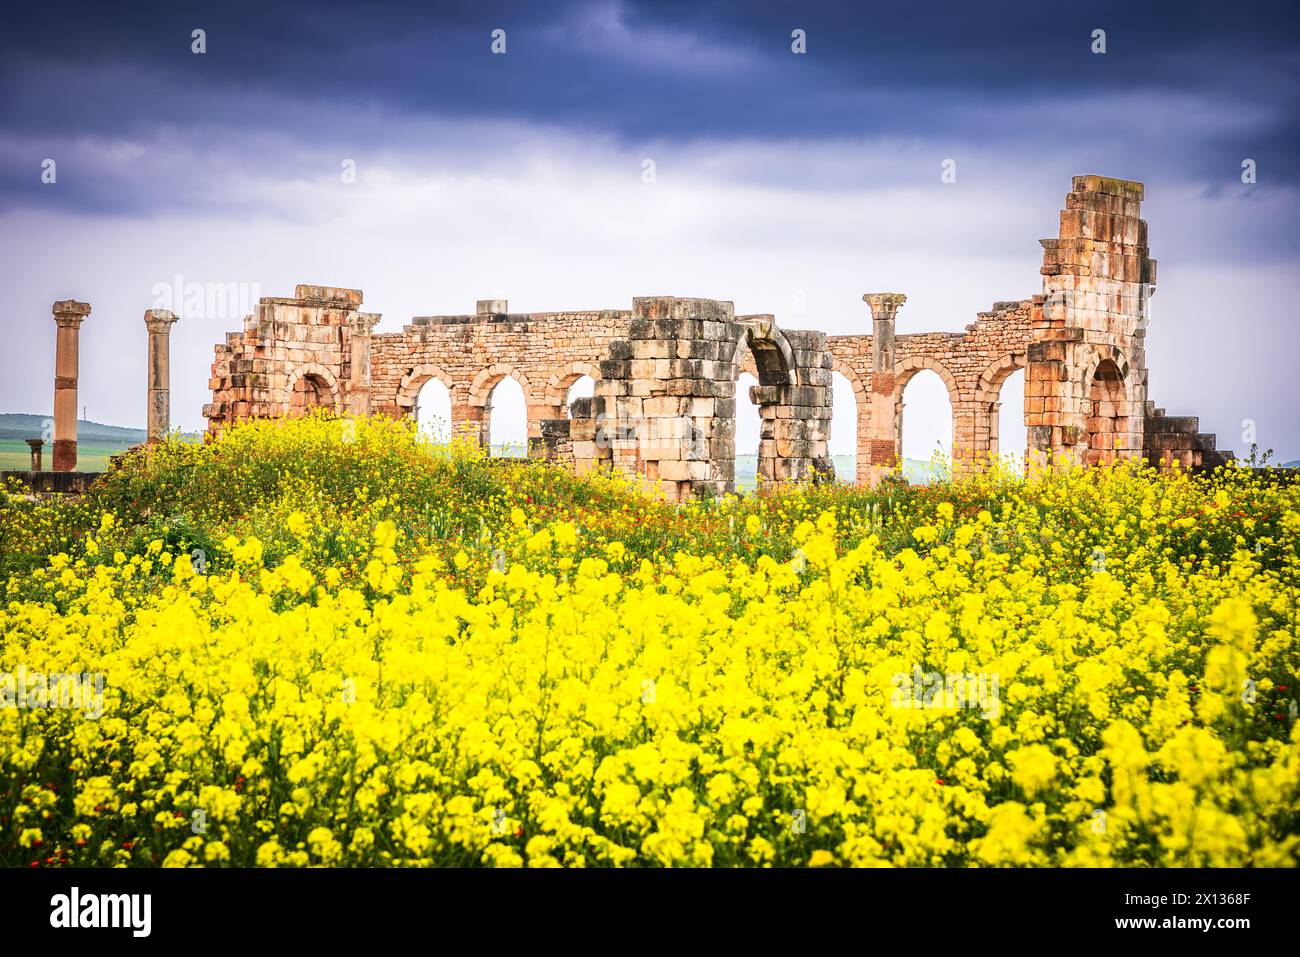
[863,293,907,321]
[53,300,92,327]
[144,308,179,334]
[349,311,382,334]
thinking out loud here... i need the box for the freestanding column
[144,309,178,443]
[26,439,44,472]
[51,300,91,472]
[862,293,906,486]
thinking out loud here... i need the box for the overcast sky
[2,0,1297,460]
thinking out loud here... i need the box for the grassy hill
[0,414,201,472]
[0,413,146,444]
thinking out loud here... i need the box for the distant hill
[0,413,146,443]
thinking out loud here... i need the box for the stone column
[347,312,380,416]
[144,309,178,443]
[26,439,44,472]
[862,293,906,485]
[51,300,91,472]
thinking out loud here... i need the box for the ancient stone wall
[203,174,1231,495]
[368,300,627,447]
[829,298,1034,483]
[561,297,833,501]
[203,285,379,430]
[1029,175,1152,467]
[1027,175,1228,469]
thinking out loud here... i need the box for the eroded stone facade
[559,298,833,501]
[203,285,379,427]
[203,175,1231,498]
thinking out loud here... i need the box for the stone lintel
[294,285,363,307]
[1071,174,1144,200]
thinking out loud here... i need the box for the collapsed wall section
[204,285,377,435]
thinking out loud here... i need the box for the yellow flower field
[2,415,1298,867]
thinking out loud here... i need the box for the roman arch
[202,175,1231,498]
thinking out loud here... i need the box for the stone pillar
[144,309,178,443]
[347,312,380,416]
[453,400,487,446]
[26,439,44,472]
[988,401,1002,458]
[51,300,91,472]
[591,296,740,501]
[862,293,906,485]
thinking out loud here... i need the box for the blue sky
[2,0,1297,459]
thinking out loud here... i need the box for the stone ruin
[566,299,835,500]
[61,172,1212,501]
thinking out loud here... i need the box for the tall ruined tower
[1028,175,1154,467]
[1028,175,1229,469]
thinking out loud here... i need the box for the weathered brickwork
[203,285,379,428]
[560,297,833,501]
[1029,175,1152,467]
[369,300,628,446]
[203,175,1229,498]
[1032,175,1226,469]
[829,298,1035,483]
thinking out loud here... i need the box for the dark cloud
[0,0,1296,259]
[2,1,1296,158]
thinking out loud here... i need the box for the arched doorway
[415,378,453,442]
[735,370,761,491]
[996,369,1027,470]
[973,354,1026,473]
[898,368,954,483]
[565,375,595,416]
[488,376,528,457]
[1085,358,1128,465]
[829,369,860,483]
[289,372,333,416]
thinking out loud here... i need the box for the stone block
[295,285,363,307]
